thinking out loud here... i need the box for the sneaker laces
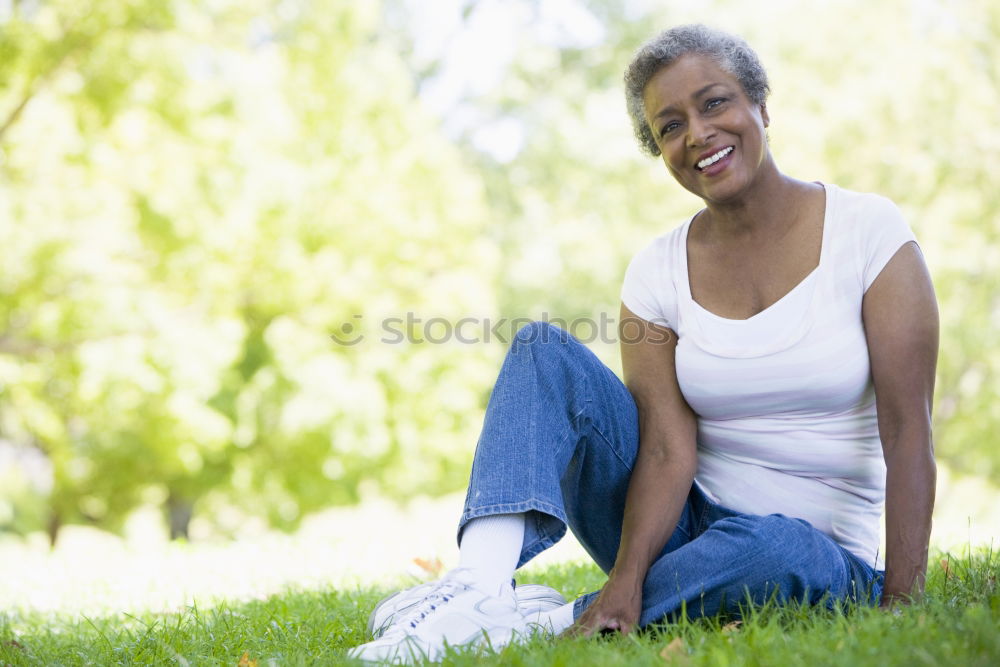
[386,570,474,635]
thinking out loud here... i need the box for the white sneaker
[368,579,566,638]
[348,568,534,664]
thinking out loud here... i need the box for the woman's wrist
[607,559,648,589]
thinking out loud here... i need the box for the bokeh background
[1,0,998,612]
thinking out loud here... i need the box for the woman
[349,23,938,663]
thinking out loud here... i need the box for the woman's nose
[686,117,715,148]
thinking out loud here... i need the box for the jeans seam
[697,494,713,533]
[583,410,635,473]
[837,541,881,604]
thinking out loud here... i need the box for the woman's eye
[660,121,680,137]
[706,98,726,110]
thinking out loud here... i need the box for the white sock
[533,601,576,635]
[457,513,525,595]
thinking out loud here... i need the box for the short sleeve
[860,196,919,293]
[620,236,678,331]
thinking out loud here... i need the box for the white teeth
[697,146,734,170]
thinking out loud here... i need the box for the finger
[567,622,597,639]
[579,619,604,638]
[563,619,591,639]
[569,614,608,639]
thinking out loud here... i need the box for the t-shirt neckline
[680,182,834,324]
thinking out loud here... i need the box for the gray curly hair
[624,24,770,157]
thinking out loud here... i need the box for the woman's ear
[761,104,770,128]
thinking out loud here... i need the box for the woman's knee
[512,321,573,348]
[509,322,585,365]
[710,515,835,569]
[711,514,845,596]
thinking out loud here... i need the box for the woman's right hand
[563,306,694,639]
[565,569,643,637]
[560,307,695,638]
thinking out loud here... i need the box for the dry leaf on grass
[659,636,689,663]
[940,558,950,578]
[237,651,258,667]
[413,557,444,577]
[721,620,742,634]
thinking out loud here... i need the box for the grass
[1,548,997,666]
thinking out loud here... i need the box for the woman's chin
[689,178,746,205]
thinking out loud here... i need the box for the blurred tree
[0,0,500,542]
[1,0,184,542]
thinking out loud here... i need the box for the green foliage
[0,551,997,665]
[1,0,999,541]
[1,0,500,540]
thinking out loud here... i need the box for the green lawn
[1,549,997,666]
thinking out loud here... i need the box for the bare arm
[862,242,939,606]
[569,303,698,635]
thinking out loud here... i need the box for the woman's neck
[698,163,815,241]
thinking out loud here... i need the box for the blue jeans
[458,322,883,626]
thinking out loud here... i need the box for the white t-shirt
[620,183,918,567]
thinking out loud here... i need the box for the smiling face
[642,54,772,205]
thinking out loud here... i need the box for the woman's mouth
[695,146,734,172]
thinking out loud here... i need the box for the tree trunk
[46,509,61,549]
[166,492,193,540]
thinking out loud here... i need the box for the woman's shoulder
[620,217,691,328]
[823,184,918,291]
[627,215,693,261]
[825,183,905,224]
[824,183,914,250]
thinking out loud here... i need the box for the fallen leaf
[413,557,444,577]
[237,651,258,667]
[721,620,742,634]
[939,558,950,578]
[659,636,689,663]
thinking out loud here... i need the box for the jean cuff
[573,591,600,620]
[458,498,568,569]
